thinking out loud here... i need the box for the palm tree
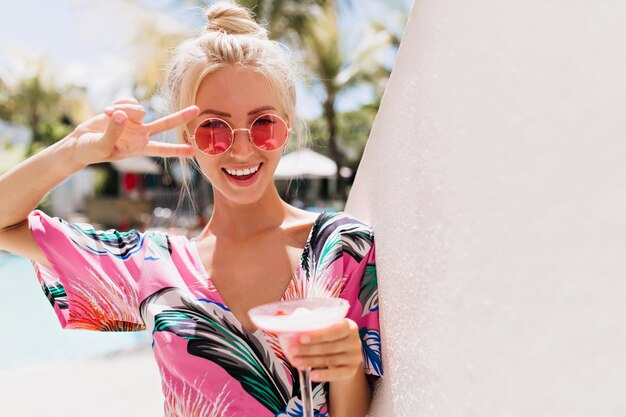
[130,7,191,100]
[0,55,95,156]
[3,58,63,154]
[366,0,411,108]
[11,74,59,148]
[0,77,11,121]
[178,0,349,45]
[298,3,392,197]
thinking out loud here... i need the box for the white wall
[346,1,626,416]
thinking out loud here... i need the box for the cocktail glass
[248,297,350,417]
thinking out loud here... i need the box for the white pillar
[346,1,626,415]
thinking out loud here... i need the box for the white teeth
[225,164,260,177]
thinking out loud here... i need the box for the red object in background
[197,213,208,228]
[123,173,139,194]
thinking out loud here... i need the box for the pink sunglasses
[185,113,291,156]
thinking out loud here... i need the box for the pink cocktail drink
[248,298,350,417]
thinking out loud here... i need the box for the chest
[194,231,307,333]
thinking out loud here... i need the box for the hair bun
[205,2,268,39]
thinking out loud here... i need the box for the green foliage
[94,167,119,196]
[180,0,348,44]
[0,78,12,121]
[0,147,25,176]
[306,107,375,163]
[0,70,81,157]
[35,191,52,213]
[28,118,73,153]
[338,107,376,156]
[9,75,61,128]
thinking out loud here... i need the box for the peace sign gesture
[71,98,200,166]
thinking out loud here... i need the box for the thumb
[101,110,127,145]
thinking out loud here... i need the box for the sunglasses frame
[184,113,292,156]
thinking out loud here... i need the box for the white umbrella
[274,148,337,179]
[110,156,161,174]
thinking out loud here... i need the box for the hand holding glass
[248,298,350,417]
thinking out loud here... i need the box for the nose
[228,128,255,159]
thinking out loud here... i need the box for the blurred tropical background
[0,0,410,372]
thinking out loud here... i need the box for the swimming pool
[0,253,148,371]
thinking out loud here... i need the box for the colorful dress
[28,209,383,417]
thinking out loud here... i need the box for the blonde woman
[0,2,382,416]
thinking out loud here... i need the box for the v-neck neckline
[187,212,325,336]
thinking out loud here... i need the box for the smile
[221,163,263,185]
[223,163,262,177]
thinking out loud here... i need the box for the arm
[327,353,373,417]
[0,137,86,266]
[0,100,199,264]
[0,135,84,228]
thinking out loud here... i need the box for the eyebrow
[247,105,277,116]
[198,105,277,118]
[198,108,230,118]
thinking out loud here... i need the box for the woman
[0,2,382,416]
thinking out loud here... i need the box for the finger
[105,104,146,123]
[298,319,355,345]
[145,105,200,135]
[75,113,109,133]
[142,141,196,158]
[101,111,127,146]
[310,366,356,382]
[113,97,139,105]
[293,353,356,370]
[290,337,353,357]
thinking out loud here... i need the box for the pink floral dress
[29,209,382,417]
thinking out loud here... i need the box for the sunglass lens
[250,114,288,151]
[195,119,232,155]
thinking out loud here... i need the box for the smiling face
[188,65,289,206]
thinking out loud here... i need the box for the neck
[207,185,289,240]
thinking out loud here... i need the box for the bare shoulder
[282,207,322,244]
[284,208,321,228]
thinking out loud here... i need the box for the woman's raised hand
[71,98,200,166]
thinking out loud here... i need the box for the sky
[0,0,411,120]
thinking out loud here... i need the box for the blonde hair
[160,1,306,215]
